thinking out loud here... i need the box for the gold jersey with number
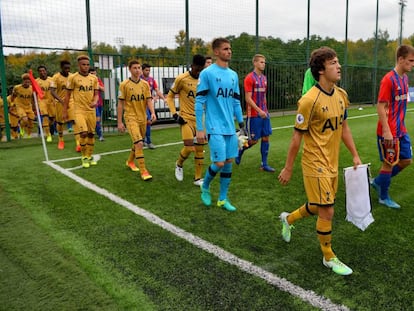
[118,78,152,123]
[294,84,349,177]
[66,72,98,112]
[167,71,198,122]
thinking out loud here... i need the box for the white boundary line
[43,110,392,309]
[44,160,349,311]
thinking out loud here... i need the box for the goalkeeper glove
[173,113,187,125]
[237,123,248,149]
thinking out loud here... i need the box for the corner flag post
[28,69,49,162]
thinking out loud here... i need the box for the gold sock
[86,136,95,158]
[194,145,204,180]
[135,148,146,172]
[316,217,335,261]
[177,145,194,167]
[127,147,135,163]
[287,203,317,224]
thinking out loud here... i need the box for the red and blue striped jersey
[244,71,267,117]
[377,69,409,137]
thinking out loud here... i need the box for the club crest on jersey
[296,113,304,124]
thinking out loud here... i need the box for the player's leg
[144,109,155,149]
[128,121,151,181]
[216,135,239,212]
[54,103,65,149]
[126,145,139,172]
[175,124,195,181]
[95,105,104,141]
[194,143,205,185]
[371,136,400,208]
[200,135,225,206]
[9,114,19,139]
[85,111,97,164]
[259,117,275,172]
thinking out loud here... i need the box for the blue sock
[96,121,102,137]
[375,171,391,200]
[203,163,220,189]
[261,140,269,167]
[219,162,232,201]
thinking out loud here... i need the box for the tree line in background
[4,29,414,108]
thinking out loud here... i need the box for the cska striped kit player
[371,45,414,209]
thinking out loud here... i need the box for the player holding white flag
[278,47,362,276]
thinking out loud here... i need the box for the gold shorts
[75,110,96,133]
[125,117,146,143]
[303,175,338,207]
[55,101,74,123]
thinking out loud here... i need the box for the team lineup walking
[2,38,414,278]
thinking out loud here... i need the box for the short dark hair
[396,44,414,60]
[37,65,47,71]
[60,60,71,68]
[128,59,140,68]
[309,47,337,81]
[192,54,206,67]
[212,38,230,50]
[89,67,97,73]
[142,63,151,70]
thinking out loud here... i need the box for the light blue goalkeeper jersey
[195,63,243,135]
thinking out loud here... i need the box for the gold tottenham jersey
[66,72,98,112]
[167,71,198,121]
[295,84,349,177]
[118,78,152,123]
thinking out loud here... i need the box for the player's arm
[278,129,303,185]
[166,89,177,114]
[147,97,156,122]
[377,78,393,144]
[342,118,362,169]
[62,89,72,120]
[155,88,167,102]
[195,91,207,143]
[245,88,266,119]
[98,79,105,92]
[117,98,125,132]
[377,100,393,142]
[90,89,99,108]
[50,88,61,103]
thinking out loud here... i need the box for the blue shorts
[376,133,412,162]
[207,134,238,162]
[246,116,272,140]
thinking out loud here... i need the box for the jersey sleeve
[243,73,253,93]
[377,76,392,103]
[66,74,75,91]
[195,70,209,131]
[294,96,313,131]
[118,81,126,100]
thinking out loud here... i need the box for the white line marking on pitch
[45,159,350,311]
